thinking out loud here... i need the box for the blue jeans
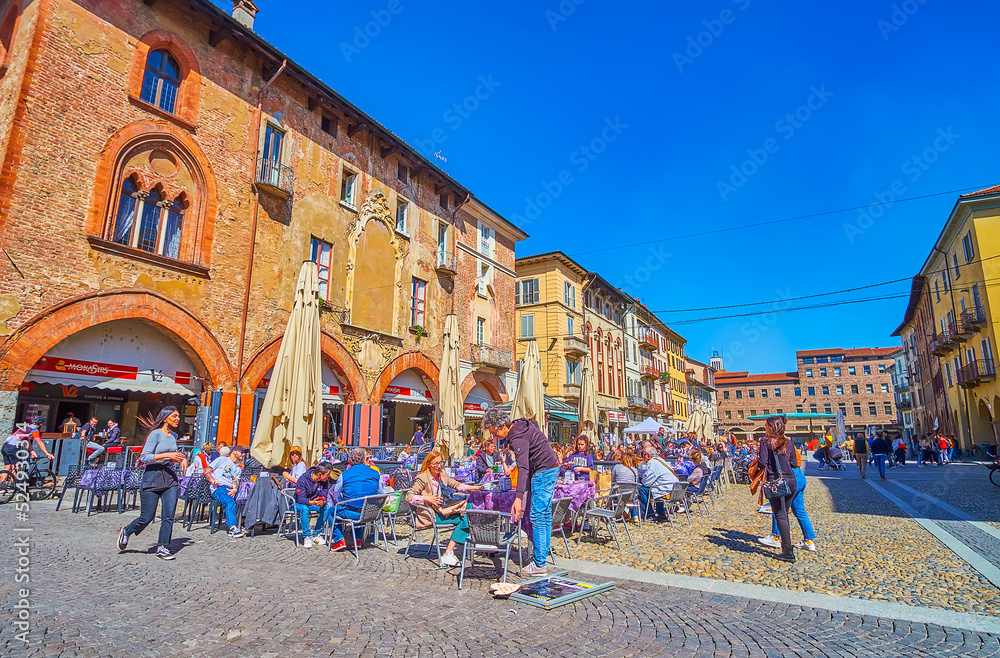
[771,468,815,541]
[874,455,887,478]
[125,484,178,547]
[212,486,239,529]
[529,467,559,568]
[326,506,360,543]
[295,502,327,538]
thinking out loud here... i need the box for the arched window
[111,179,186,260]
[0,0,21,78]
[140,49,180,114]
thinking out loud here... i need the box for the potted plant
[409,324,426,338]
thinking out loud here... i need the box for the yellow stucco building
[917,185,1000,448]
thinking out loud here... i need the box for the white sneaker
[758,535,781,549]
[303,537,314,549]
[522,562,548,577]
[440,551,460,567]
[794,539,818,552]
[313,536,326,546]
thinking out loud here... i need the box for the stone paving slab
[2,498,1000,656]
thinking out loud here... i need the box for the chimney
[232,0,259,30]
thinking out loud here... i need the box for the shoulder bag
[762,444,792,499]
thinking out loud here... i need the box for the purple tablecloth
[179,475,254,502]
[467,479,596,535]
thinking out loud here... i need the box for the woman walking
[757,415,798,563]
[117,407,187,560]
[759,436,817,552]
[852,432,868,479]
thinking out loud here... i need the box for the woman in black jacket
[758,415,798,563]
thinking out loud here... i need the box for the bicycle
[0,456,56,504]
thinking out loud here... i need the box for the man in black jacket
[482,407,558,577]
[870,433,891,480]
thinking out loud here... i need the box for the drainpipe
[237,59,286,390]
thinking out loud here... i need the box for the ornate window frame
[127,29,201,130]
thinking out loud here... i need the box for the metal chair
[685,474,713,518]
[613,481,641,528]
[458,509,521,589]
[549,496,574,561]
[663,483,692,527]
[118,467,144,513]
[55,465,84,511]
[382,491,413,545]
[406,504,462,563]
[577,492,634,551]
[276,487,316,548]
[183,476,226,533]
[327,494,389,560]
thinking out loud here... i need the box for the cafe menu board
[509,572,615,610]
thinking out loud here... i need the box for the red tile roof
[844,347,901,358]
[797,348,845,357]
[960,184,1000,198]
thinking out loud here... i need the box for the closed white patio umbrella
[512,340,545,429]
[437,314,463,462]
[250,261,324,468]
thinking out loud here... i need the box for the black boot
[773,551,796,563]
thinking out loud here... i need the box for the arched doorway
[460,371,508,441]
[972,399,994,449]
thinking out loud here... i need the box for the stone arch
[0,0,22,78]
[0,289,234,390]
[126,28,202,126]
[241,332,368,403]
[972,398,994,448]
[460,371,509,404]
[86,120,218,268]
[345,190,405,336]
[370,351,440,404]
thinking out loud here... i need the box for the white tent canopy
[624,417,670,435]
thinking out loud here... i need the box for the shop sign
[19,382,128,402]
[385,385,431,399]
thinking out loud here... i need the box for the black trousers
[768,480,798,553]
[125,485,178,548]
[894,448,906,465]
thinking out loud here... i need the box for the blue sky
[225,0,1000,373]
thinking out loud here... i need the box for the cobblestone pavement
[3,497,1000,656]
[569,463,1000,615]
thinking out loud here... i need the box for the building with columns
[0,0,525,449]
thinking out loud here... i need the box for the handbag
[761,444,792,499]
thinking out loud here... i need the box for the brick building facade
[0,0,525,446]
[715,346,902,440]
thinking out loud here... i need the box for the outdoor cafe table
[178,474,255,502]
[466,479,596,534]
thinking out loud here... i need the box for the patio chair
[458,510,521,589]
[724,456,738,485]
[406,503,462,563]
[576,492,634,551]
[327,493,389,560]
[382,491,413,545]
[643,480,686,521]
[276,487,318,548]
[390,468,414,491]
[549,496,574,561]
[685,475,712,519]
[613,481,641,528]
[663,483,692,527]
[55,465,84,511]
[183,476,226,533]
[118,466,144,513]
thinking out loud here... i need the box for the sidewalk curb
[557,557,1000,635]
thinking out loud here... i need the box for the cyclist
[3,415,55,472]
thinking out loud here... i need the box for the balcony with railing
[562,383,581,399]
[894,381,909,393]
[931,330,954,356]
[896,399,913,411]
[563,335,588,356]
[957,358,997,388]
[640,365,662,381]
[627,394,648,408]
[637,330,658,351]
[961,306,988,332]
[471,342,514,374]
[435,250,458,274]
[946,321,964,345]
[256,159,294,197]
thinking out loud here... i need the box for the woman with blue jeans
[759,453,817,552]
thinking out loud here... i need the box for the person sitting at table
[611,448,640,486]
[282,448,308,484]
[327,448,389,552]
[205,446,246,538]
[637,446,679,522]
[406,449,484,568]
[564,435,594,481]
[294,461,333,549]
[686,449,711,492]
[475,439,498,480]
[185,442,213,476]
[209,440,227,462]
[104,420,122,451]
